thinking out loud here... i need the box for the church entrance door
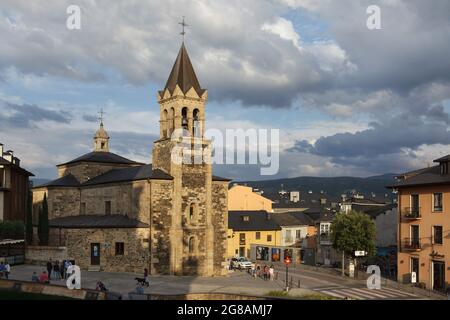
[90,243,100,265]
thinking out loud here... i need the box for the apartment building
[390,155,450,292]
[0,144,34,222]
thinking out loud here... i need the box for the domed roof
[94,123,109,139]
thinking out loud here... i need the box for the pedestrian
[250,263,256,278]
[256,265,261,278]
[144,268,150,287]
[53,260,61,280]
[46,259,53,281]
[59,260,64,279]
[264,265,269,280]
[64,260,71,279]
[4,262,10,279]
[39,271,49,284]
[31,271,39,282]
[269,265,274,281]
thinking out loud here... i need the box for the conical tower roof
[161,43,205,97]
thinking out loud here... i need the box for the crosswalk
[314,286,420,300]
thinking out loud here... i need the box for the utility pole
[342,251,345,276]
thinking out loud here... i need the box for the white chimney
[3,150,13,162]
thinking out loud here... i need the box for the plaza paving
[4,264,438,300]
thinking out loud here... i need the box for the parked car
[231,257,252,270]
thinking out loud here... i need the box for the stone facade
[65,228,150,273]
[30,42,229,276]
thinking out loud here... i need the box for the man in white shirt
[5,262,10,279]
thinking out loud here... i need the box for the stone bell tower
[93,119,110,152]
[152,42,216,276]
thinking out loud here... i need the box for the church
[32,42,230,276]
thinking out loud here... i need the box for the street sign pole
[285,264,289,292]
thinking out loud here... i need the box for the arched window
[189,203,195,222]
[181,107,188,134]
[162,109,168,138]
[170,107,175,135]
[193,109,200,137]
[188,236,195,254]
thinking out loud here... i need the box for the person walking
[46,259,53,281]
[269,265,274,281]
[59,260,64,279]
[264,265,269,280]
[144,268,150,287]
[250,263,255,278]
[256,265,261,278]
[4,262,10,279]
[53,260,61,280]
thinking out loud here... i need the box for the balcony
[401,238,421,252]
[401,207,421,220]
[320,233,332,245]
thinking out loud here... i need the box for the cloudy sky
[1,0,450,181]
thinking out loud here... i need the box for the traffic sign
[411,271,417,284]
[355,251,367,257]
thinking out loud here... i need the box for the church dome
[94,124,109,139]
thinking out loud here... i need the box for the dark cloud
[0,101,72,128]
[289,113,450,172]
[82,114,98,122]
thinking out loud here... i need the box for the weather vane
[98,108,106,126]
[179,16,189,42]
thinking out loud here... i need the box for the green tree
[38,193,49,245]
[26,191,33,244]
[331,210,376,258]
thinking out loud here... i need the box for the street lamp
[284,256,292,292]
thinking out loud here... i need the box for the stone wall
[25,245,67,265]
[80,180,150,222]
[64,228,150,273]
[149,180,173,275]
[212,181,229,275]
[32,187,80,220]
[57,162,139,184]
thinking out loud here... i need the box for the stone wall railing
[25,246,68,265]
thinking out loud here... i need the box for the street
[4,264,436,300]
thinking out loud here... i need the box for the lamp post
[284,256,292,292]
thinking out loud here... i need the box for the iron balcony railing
[402,207,421,219]
[401,238,421,251]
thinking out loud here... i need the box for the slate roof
[212,175,232,182]
[49,215,149,228]
[160,43,206,97]
[388,165,450,188]
[228,211,281,231]
[82,164,172,186]
[0,157,34,176]
[271,212,315,227]
[360,204,396,219]
[58,151,143,166]
[35,174,80,188]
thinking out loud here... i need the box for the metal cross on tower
[179,16,189,42]
[98,108,105,126]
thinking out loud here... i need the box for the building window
[105,201,111,215]
[433,226,443,244]
[188,237,195,254]
[440,162,449,175]
[286,230,293,243]
[267,235,272,242]
[242,215,250,222]
[80,202,86,215]
[433,193,443,212]
[255,232,261,240]
[296,230,302,241]
[189,204,194,222]
[115,242,124,255]
[239,233,245,245]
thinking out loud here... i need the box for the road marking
[317,287,419,300]
[320,290,347,299]
[351,288,389,299]
[381,287,418,297]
